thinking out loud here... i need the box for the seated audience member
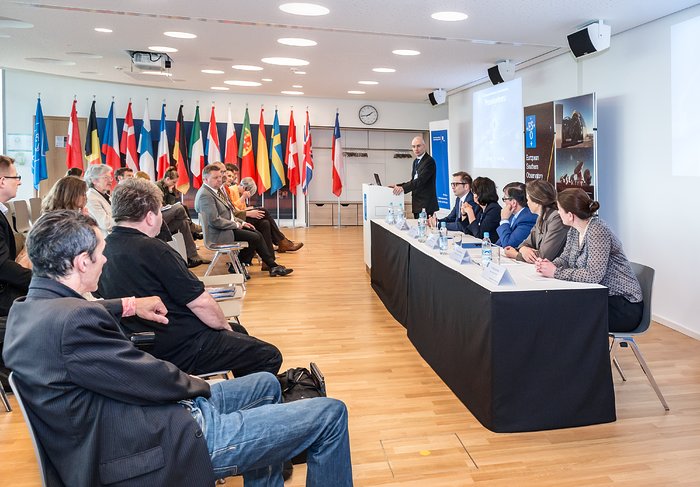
[430,171,479,231]
[495,182,537,247]
[114,167,134,183]
[98,179,283,376]
[135,170,151,180]
[156,167,203,234]
[236,176,303,253]
[195,164,292,277]
[3,210,352,486]
[42,175,89,215]
[462,176,501,239]
[504,180,567,262]
[154,168,209,268]
[536,188,643,332]
[84,164,114,235]
[0,155,31,391]
[65,167,83,178]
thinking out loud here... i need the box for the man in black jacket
[391,136,439,217]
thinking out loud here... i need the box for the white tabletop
[372,219,604,293]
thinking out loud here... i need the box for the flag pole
[336,196,341,228]
[291,193,296,228]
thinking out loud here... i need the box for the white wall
[447,5,700,338]
[3,68,446,219]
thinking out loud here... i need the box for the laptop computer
[373,173,382,186]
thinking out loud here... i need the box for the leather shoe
[277,239,303,253]
[269,265,293,277]
[187,257,204,268]
[192,232,203,240]
[261,262,270,271]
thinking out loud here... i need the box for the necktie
[412,158,419,178]
[454,197,460,222]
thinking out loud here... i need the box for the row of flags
[32,97,345,197]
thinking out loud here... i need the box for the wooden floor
[2,226,700,486]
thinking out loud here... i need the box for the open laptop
[373,173,382,186]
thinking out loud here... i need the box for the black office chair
[609,262,669,411]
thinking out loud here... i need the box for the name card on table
[395,219,410,231]
[408,226,420,239]
[481,262,515,285]
[424,233,440,249]
[449,246,471,264]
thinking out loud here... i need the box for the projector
[127,50,173,71]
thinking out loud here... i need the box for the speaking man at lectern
[390,136,439,218]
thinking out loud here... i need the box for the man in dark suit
[194,164,292,277]
[3,210,353,486]
[430,171,479,231]
[391,136,439,217]
[0,155,31,392]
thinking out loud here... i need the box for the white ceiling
[1,0,698,102]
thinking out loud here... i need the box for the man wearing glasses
[430,171,479,231]
[0,155,32,392]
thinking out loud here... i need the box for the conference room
[1,1,700,485]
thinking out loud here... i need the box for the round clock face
[359,105,379,125]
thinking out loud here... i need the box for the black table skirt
[370,221,616,433]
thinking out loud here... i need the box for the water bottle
[481,232,492,267]
[418,208,427,241]
[439,222,448,254]
[386,202,395,224]
[396,203,405,225]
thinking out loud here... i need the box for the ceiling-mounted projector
[127,50,173,71]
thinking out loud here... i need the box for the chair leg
[613,357,627,382]
[627,338,670,411]
[1,386,11,412]
[609,338,627,381]
[204,252,222,277]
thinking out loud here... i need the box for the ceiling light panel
[372,67,396,73]
[262,57,309,66]
[277,37,317,47]
[148,46,178,53]
[431,11,469,21]
[232,64,263,71]
[279,3,330,16]
[392,49,420,56]
[281,90,304,95]
[224,80,262,86]
[201,69,225,74]
[164,31,197,39]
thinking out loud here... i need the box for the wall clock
[358,105,379,125]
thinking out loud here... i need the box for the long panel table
[370,220,615,433]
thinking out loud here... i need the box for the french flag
[156,103,170,179]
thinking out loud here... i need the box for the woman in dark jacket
[462,176,501,239]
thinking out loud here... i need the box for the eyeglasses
[501,197,514,202]
[450,182,466,187]
[3,175,21,181]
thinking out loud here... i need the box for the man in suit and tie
[194,164,292,277]
[0,155,31,392]
[430,171,479,231]
[495,182,538,248]
[3,210,353,486]
[391,136,439,218]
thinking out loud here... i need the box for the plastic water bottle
[386,202,395,224]
[418,208,428,241]
[439,222,448,254]
[396,203,405,225]
[481,232,492,266]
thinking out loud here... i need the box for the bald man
[391,136,439,217]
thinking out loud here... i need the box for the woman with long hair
[42,176,89,214]
[536,188,643,332]
[504,180,567,262]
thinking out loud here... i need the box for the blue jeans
[185,372,353,486]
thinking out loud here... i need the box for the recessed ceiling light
[348,90,365,95]
[164,31,197,39]
[262,57,309,67]
[224,80,262,87]
[211,86,230,91]
[431,11,468,22]
[392,49,420,56]
[358,80,378,85]
[94,27,113,33]
[0,17,33,29]
[279,3,329,16]
[293,71,306,75]
[148,46,178,53]
[25,57,76,66]
[281,90,304,95]
[262,78,273,82]
[372,67,396,73]
[201,69,225,74]
[292,84,303,88]
[232,64,263,71]
[141,71,173,77]
[277,37,317,47]
[66,52,103,59]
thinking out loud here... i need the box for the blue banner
[431,129,450,210]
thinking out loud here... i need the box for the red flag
[224,105,238,164]
[206,105,221,164]
[286,111,300,194]
[120,102,138,171]
[65,99,83,170]
[331,112,343,197]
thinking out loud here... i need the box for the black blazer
[463,201,502,239]
[0,210,31,316]
[2,277,215,486]
[399,153,439,215]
